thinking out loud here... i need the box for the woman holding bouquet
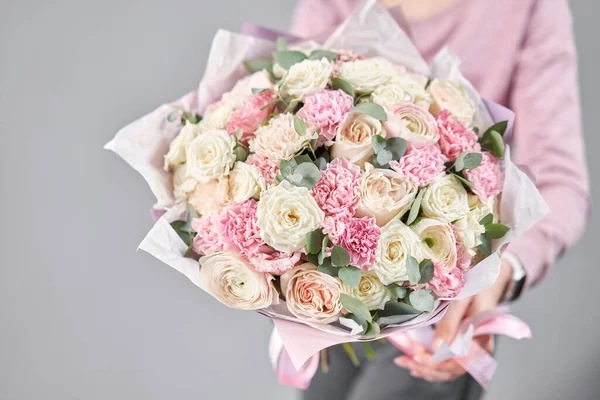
[291,0,589,399]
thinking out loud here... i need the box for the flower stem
[320,349,329,374]
[361,342,375,360]
[342,343,360,367]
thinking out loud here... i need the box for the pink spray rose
[464,152,504,202]
[226,89,275,143]
[322,215,381,270]
[389,144,446,187]
[426,263,465,298]
[311,157,361,217]
[297,90,354,143]
[246,153,280,186]
[436,110,480,161]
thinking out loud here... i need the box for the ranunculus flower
[188,176,230,216]
[185,129,236,181]
[425,263,465,298]
[370,74,431,110]
[164,122,200,171]
[281,58,333,99]
[246,153,280,186]
[412,218,458,271]
[199,252,279,310]
[280,263,344,324]
[464,152,504,202]
[436,110,481,161]
[172,164,198,202]
[454,196,495,256]
[311,157,361,217]
[421,174,470,223]
[330,113,383,167]
[226,89,275,143]
[356,164,418,226]
[249,113,307,160]
[373,220,427,285]
[389,144,446,187]
[385,103,440,147]
[342,271,390,311]
[337,57,398,93]
[228,161,266,203]
[256,181,325,253]
[427,78,476,127]
[324,215,381,270]
[297,89,354,142]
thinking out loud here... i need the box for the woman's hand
[394,260,513,382]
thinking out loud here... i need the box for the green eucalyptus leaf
[418,259,434,284]
[167,110,179,123]
[309,49,338,61]
[318,262,339,277]
[407,256,421,285]
[276,37,288,52]
[235,128,244,141]
[307,253,319,267]
[479,213,494,226]
[462,153,482,170]
[453,173,474,189]
[331,77,355,98]
[233,146,248,162]
[386,284,407,300]
[274,50,307,69]
[292,162,321,189]
[331,245,351,267]
[244,58,273,74]
[490,130,505,159]
[371,135,387,153]
[362,322,381,340]
[379,301,420,317]
[306,229,325,255]
[409,290,435,312]
[294,154,313,165]
[454,151,467,172]
[182,204,198,232]
[478,233,492,256]
[315,157,328,170]
[293,115,307,136]
[485,223,510,239]
[350,102,387,121]
[386,137,408,159]
[376,149,393,166]
[406,190,425,226]
[340,293,372,323]
[279,159,294,177]
[339,266,362,289]
[287,173,303,184]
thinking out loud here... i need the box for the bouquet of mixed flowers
[106,0,548,389]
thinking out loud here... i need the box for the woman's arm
[506,0,590,290]
[290,0,357,37]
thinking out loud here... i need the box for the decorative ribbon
[269,307,530,390]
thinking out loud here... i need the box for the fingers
[433,298,471,350]
[395,355,463,382]
[474,334,495,353]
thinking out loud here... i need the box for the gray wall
[0,1,597,399]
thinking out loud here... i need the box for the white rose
[384,103,440,147]
[188,176,230,216]
[228,161,266,202]
[427,78,476,127]
[374,220,427,285]
[370,75,432,110]
[163,122,200,171]
[185,129,236,182]
[173,164,198,202]
[256,181,325,253]
[280,263,343,324]
[356,164,418,226]
[223,70,273,108]
[412,218,458,271]
[421,174,470,222]
[197,101,235,132]
[249,113,307,160]
[199,252,279,310]
[337,57,398,93]
[455,196,496,255]
[330,113,383,167]
[342,272,390,311]
[281,58,333,99]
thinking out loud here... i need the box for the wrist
[493,261,513,302]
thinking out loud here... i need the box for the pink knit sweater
[291,0,590,290]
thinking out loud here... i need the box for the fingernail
[395,358,407,367]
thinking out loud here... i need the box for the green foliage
[243,58,273,74]
[418,259,434,284]
[455,152,482,172]
[409,290,435,312]
[406,190,424,226]
[309,49,338,61]
[331,245,351,267]
[340,293,372,324]
[406,256,421,285]
[273,50,307,69]
[485,223,510,239]
[331,77,355,98]
[350,102,387,121]
[339,266,362,289]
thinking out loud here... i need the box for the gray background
[0,0,598,399]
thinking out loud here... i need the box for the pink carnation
[464,152,504,201]
[246,153,280,186]
[323,215,381,270]
[436,110,480,161]
[389,144,446,187]
[426,263,465,298]
[297,90,354,142]
[311,157,361,217]
[226,89,275,143]
[191,213,225,255]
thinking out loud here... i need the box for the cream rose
[188,176,230,216]
[337,57,398,93]
[281,263,343,324]
[197,101,236,132]
[370,75,432,110]
[330,113,383,167]
[342,272,390,311]
[281,58,333,99]
[199,252,279,310]
[385,103,440,147]
[374,220,427,285]
[163,122,200,171]
[455,196,496,255]
[256,181,325,253]
[427,78,476,127]
[173,164,198,202]
[249,113,307,160]
[356,164,418,226]
[223,70,273,108]
[421,174,470,222]
[228,161,266,202]
[185,129,236,182]
[412,218,458,271]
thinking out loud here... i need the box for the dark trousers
[302,341,484,400]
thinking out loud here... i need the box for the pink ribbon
[269,307,530,390]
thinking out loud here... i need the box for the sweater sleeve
[505,0,590,290]
[289,0,358,38]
